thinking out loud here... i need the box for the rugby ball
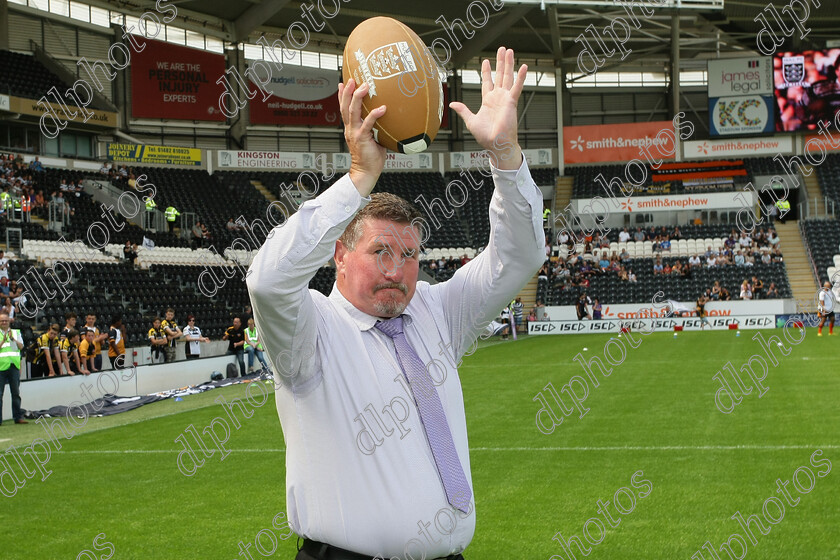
[342,17,443,153]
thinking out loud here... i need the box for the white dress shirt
[247,158,544,558]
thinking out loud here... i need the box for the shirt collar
[328,283,414,332]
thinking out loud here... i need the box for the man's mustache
[374,282,408,295]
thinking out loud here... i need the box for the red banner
[563,121,676,164]
[131,37,226,121]
[248,64,340,126]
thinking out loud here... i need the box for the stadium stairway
[515,275,539,318]
[776,220,818,310]
[250,180,278,205]
[803,164,824,202]
[554,176,573,215]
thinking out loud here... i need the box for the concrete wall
[2,354,237,422]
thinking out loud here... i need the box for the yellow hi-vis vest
[0,329,21,370]
[145,198,157,211]
[244,327,263,351]
[165,207,180,222]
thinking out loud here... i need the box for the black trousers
[227,349,246,377]
[295,540,465,560]
[0,365,22,421]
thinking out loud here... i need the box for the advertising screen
[774,49,840,131]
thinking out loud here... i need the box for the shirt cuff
[490,155,536,200]
[312,173,371,226]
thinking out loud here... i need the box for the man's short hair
[65,312,77,320]
[50,323,60,332]
[339,193,424,251]
[166,308,174,314]
[67,328,79,339]
[153,316,161,323]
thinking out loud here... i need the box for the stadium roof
[82,0,840,71]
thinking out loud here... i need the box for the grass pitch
[3,329,839,559]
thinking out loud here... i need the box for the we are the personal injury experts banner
[131,37,226,121]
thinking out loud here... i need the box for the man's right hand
[339,78,386,197]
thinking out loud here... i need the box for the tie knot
[375,316,404,338]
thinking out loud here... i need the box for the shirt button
[309,239,316,245]
[345,205,352,212]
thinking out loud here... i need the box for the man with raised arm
[247,47,544,560]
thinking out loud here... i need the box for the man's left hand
[449,47,527,171]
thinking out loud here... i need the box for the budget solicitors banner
[131,37,226,121]
[248,64,340,126]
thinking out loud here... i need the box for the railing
[799,219,822,287]
[797,196,837,220]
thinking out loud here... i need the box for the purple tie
[376,316,472,513]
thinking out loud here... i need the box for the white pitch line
[49,444,840,454]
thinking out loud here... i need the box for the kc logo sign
[709,95,774,136]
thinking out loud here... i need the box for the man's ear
[334,240,348,273]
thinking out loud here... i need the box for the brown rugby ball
[342,17,443,153]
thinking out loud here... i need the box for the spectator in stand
[619,248,630,263]
[768,229,780,248]
[201,222,212,245]
[183,315,210,361]
[161,308,182,363]
[2,297,15,324]
[108,315,127,369]
[77,328,96,375]
[243,318,269,373]
[192,221,205,249]
[628,269,637,283]
[0,250,9,283]
[719,285,731,301]
[222,317,245,377]
[752,276,764,300]
[633,228,645,242]
[31,324,59,378]
[60,312,77,341]
[226,217,239,232]
[744,253,755,266]
[599,254,610,272]
[527,308,537,327]
[765,282,779,299]
[224,317,246,377]
[29,157,43,172]
[761,250,772,264]
[123,241,138,265]
[592,298,602,320]
[576,293,592,320]
[740,280,753,300]
[148,317,167,364]
[710,281,722,300]
[538,263,549,281]
[0,278,9,298]
[772,248,784,263]
[83,313,107,372]
[619,228,631,243]
[99,162,110,175]
[663,261,672,274]
[653,258,663,274]
[672,225,682,239]
[660,235,671,251]
[688,254,701,268]
[734,250,745,266]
